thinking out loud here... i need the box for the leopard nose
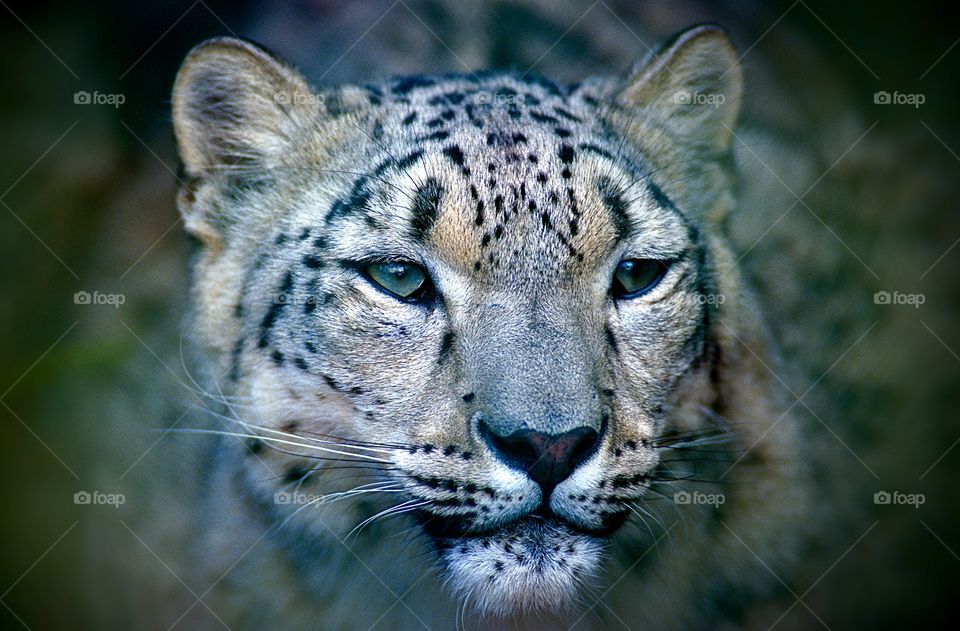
[480,422,601,498]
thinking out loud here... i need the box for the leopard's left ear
[615,24,743,157]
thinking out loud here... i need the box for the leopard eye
[366,261,429,300]
[612,259,669,299]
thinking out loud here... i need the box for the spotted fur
[172,25,808,629]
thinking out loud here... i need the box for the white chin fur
[440,519,603,617]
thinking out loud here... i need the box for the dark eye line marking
[409,177,444,240]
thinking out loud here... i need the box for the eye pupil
[613,259,668,298]
[366,262,429,300]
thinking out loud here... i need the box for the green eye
[612,259,669,298]
[366,262,429,300]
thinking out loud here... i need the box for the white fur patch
[441,518,602,617]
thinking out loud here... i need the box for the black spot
[541,212,553,230]
[271,350,285,365]
[554,127,571,138]
[569,219,579,236]
[558,144,575,164]
[561,167,572,179]
[304,340,317,354]
[554,107,583,122]
[321,374,341,392]
[599,177,631,240]
[579,143,613,159]
[302,254,324,269]
[605,325,619,355]
[401,111,417,126]
[462,392,476,403]
[418,130,450,142]
[395,149,425,171]
[512,132,527,144]
[438,331,455,364]
[528,154,539,163]
[297,228,311,241]
[325,178,373,225]
[536,172,548,184]
[530,111,560,124]
[410,177,444,240]
[392,76,436,95]
[293,356,309,371]
[274,233,288,246]
[443,145,465,167]
[474,200,485,226]
[258,271,293,348]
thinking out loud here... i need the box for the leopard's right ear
[172,37,317,177]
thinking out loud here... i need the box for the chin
[433,516,606,617]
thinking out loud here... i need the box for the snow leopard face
[173,25,743,616]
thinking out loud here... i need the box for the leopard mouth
[418,510,630,616]
[418,506,630,541]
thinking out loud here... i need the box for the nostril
[492,433,539,467]
[479,421,602,498]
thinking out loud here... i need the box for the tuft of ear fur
[616,24,743,158]
[172,37,317,177]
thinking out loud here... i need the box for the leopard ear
[172,37,317,178]
[615,24,743,156]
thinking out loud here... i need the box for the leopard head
[172,24,743,617]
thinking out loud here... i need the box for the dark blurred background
[1,0,958,628]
